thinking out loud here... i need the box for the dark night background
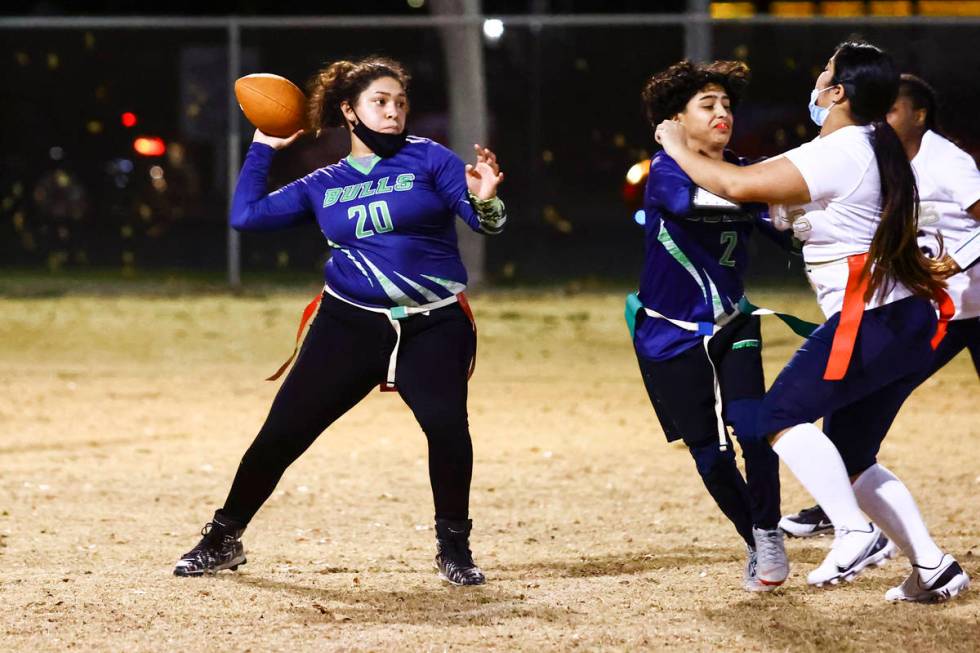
[2,2,978,285]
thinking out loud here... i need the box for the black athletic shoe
[779,504,833,538]
[174,513,247,577]
[434,518,486,586]
[886,555,971,603]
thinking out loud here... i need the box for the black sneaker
[886,554,971,603]
[779,505,833,538]
[174,513,247,577]
[434,518,486,586]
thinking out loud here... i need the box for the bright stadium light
[626,161,648,185]
[483,18,504,41]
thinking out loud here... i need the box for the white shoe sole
[174,554,247,577]
[886,572,970,603]
[779,521,833,539]
[810,539,898,588]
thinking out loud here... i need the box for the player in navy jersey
[628,60,791,592]
[656,42,969,602]
[174,57,506,585]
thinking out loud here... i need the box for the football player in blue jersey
[655,42,969,602]
[628,60,791,591]
[174,57,506,585]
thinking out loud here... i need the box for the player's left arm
[656,120,810,205]
[940,148,980,275]
[432,144,507,235]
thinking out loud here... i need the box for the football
[234,73,307,138]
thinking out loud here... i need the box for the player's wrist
[469,193,506,233]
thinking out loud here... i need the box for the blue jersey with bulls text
[231,136,500,308]
[634,150,789,361]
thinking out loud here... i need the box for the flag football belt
[625,292,819,452]
[624,292,818,341]
[820,252,953,381]
[267,284,477,392]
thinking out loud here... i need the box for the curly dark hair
[641,60,750,129]
[306,56,411,133]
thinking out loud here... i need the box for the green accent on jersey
[359,253,418,307]
[731,339,760,350]
[323,188,343,208]
[368,201,394,234]
[345,154,381,175]
[340,184,361,203]
[357,181,378,199]
[348,201,394,239]
[395,271,442,303]
[394,173,415,191]
[334,246,373,284]
[656,222,709,304]
[324,175,413,208]
[421,274,466,295]
[719,231,738,268]
[348,205,373,239]
[375,176,394,194]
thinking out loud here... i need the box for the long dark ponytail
[832,42,945,301]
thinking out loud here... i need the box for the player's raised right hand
[253,128,304,150]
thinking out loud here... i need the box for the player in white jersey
[780,74,980,542]
[893,74,980,369]
[654,42,969,603]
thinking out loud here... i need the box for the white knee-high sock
[771,423,868,532]
[852,463,944,568]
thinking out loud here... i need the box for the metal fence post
[227,18,242,288]
[685,0,711,63]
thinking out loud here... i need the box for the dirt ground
[1,286,977,652]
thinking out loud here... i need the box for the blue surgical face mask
[808,86,836,126]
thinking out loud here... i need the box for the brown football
[234,73,306,138]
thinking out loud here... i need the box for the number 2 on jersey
[348,201,394,239]
[719,231,738,267]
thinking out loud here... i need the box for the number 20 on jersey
[348,201,394,239]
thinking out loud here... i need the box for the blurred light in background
[919,1,980,15]
[711,2,756,18]
[483,19,504,41]
[713,0,979,15]
[633,209,646,226]
[121,112,138,128]
[769,1,817,16]
[133,136,166,157]
[623,159,650,212]
[626,161,649,186]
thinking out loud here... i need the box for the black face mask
[351,110,407,158]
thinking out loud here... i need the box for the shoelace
[755,532,783,568]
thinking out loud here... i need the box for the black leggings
[220,293,477,525]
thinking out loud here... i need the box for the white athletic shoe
[742,546,767,592]
[753,527,789,588]
[885,554,970,603]
[807,524,897,587]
